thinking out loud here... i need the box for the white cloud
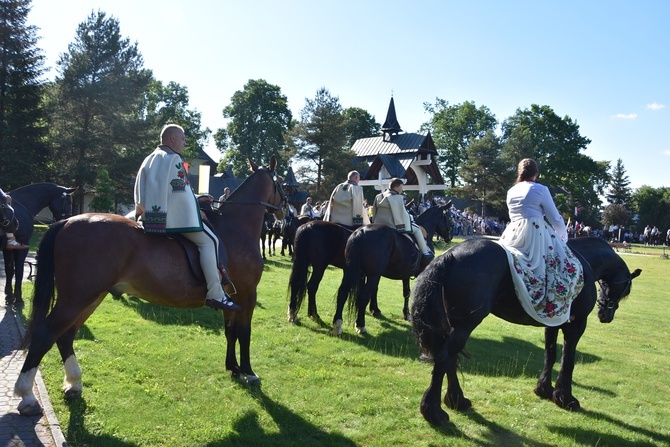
[646,102,665,110]
[663,150,670,156]
[613,113,638,119]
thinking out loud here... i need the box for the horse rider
[0,188,28,250]
[371,178,434,261]
[323,170,370,229]
[216,187,231,210]
[300,196,317,219]
[134,124,241,312]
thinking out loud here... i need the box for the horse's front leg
[535,326,559,400]
[230,313,260,385]
[3,250,15,304]
[553,319,587,411]
[402,278,411,320]
[12,251,26,305]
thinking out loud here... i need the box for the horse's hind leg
[306,267,326,320]
[420,343,451,426]
[535,326,559,400]
[443,329,472,411]
[56,325,83,399]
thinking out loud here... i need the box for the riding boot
[5,234,28,250]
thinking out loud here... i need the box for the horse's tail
[410,251,454,363]
[287,226,310,312]
[343,233,365,316]
[21,219,67,349]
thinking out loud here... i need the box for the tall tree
[632,186,670,232]
[422,99,497,188]
[218,79,292,177]
[0,0,49,188]
[292,87,348,196]
[458,130,509,219]
[48,10,152,212]
[500,104,609,225]
[606,158,632,206]
[343,106,380,148]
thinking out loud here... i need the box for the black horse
[279,214,310,257]
[2,183,76,306]
[260,211,281,259]
[411,237,642,426]
[331,204,453,335]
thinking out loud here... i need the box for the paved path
[0,252,67,446]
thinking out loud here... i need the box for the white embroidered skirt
[497,218,584,326]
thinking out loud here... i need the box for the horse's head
[597,267,642,323]
[49,187,77,221]
[248,156,287,219]
[0,195,18,230]
[435,202,454,243]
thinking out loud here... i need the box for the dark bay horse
[411,237,642,426]
[2,183,76,306]
[260,210,281,259]
[279,214,310,257]
[14,158,285,416]
[332,204,454,335]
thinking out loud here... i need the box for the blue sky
[29,0,669,189]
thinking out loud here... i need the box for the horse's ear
[66,187,78,195]
[248,158,259,172]
[631,268,642,279]
[269,155,277,172]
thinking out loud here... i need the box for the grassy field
[19,233,670,446]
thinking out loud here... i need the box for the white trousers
[183,226,225,300]
[411,224,431,253]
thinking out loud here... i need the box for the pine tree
[606,158,632,205]
[48,10,152,212]
[0,0,49,188]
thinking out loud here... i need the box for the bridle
[216,166,287,212]
[50,192,73,221]
[0,201,17,229]
[597,275,632,310]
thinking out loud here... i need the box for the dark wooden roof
[351,131,437,158]
[282,166,301,187]
[381,97,402,135]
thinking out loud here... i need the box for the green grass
[19,237,670,447]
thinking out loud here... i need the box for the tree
[606,158,632,206]
[458,130,509,219]
[500,104,609,225]
[343,106,380,148]
[218,79,292,177]
[422,99,497,187]
[601,203,631,229]
[292,87,349,196]
[47,10,152,213]
[0,0,49,188]
[632,186,670,232]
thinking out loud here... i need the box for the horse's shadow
[111,295,226,334]
[545,408,667,446]
[204,388,358,447]
[63,398,139,447]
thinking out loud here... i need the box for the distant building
[353,97,446,202]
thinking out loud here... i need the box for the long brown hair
[516,158,539,183]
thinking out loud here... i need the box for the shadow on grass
[545,408,667,446]
[460,410,556,446]
[64,398,139,447]
[204,388,359,447]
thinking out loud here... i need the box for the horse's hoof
[330,320,343,336]
[63,386,82,400]
[554,393,580,411]
[17,400,43,417]
[355,326,367,334]
[14,298,25,308]
[420,403,449,426]
[287,309,297,323]
[534,384,554,400]
[239,374,261,386]
[445,395,471,411]
[370,310,382,318]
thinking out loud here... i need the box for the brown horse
[14,157,285,416]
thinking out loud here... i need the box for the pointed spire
[282,166,300,187]
[381,97,403,136]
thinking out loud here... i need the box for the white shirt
[506,181,567,241]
